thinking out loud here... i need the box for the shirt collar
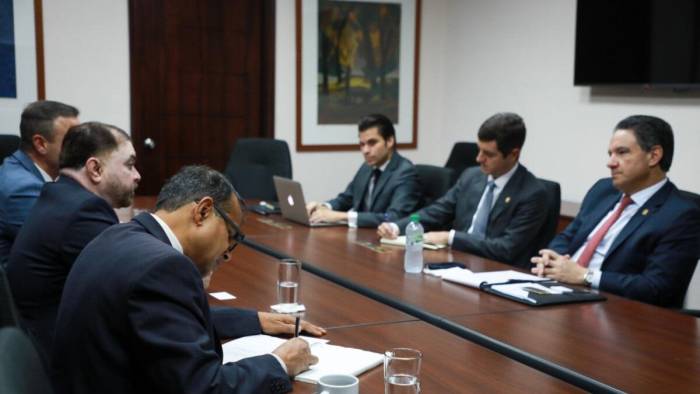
[150,213,183,254]
[34,162,54,182]
[374,157,391,172]
[629,178,668,206]
[488,162,519,189]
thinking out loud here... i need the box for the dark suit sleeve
[210,306,262,339]
[128,258,291,394]
[396,178,463,233]
[327,179,356,212]
[599,209,700,306]
[60,197,117,268]
[357,163,421,227]
[452,187,547,265]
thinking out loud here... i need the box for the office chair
[0,135,20,163]
[532,178,561,252]
[414,165,454,207]
[680,190,700,317]
[0,266,19,328]
[223,138,292,201]
[0,327,53,394]
[444,142,478,185]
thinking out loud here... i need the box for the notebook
[273,176,347,227]
[435,269,606,306]
[222,334,383,383]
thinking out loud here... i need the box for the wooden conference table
[209,246,579,393]
[238,215,700,393]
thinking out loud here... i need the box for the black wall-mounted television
[574,0,700,86]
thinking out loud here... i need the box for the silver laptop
[273,176,347,227]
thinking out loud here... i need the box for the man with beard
[6,122,141,362]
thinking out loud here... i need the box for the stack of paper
[440,269,542,288]
[222,335,383,383]
[380,236,447,250]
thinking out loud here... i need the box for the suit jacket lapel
[569,193,620,252]
[14,150,44,182]
[604,182,672,260]
[488,165,524,224]
[352,165,373,211]
[369,153,399,209]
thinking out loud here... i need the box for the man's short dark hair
[59,122,130,170]
[156,165,241,213]
[615,115,674,172]
[358,113,396,143]
[19,100,79,150]
[477,112,526,157]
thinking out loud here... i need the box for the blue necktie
[471,181,496,239]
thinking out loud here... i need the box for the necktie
[365,168,382,209]
[577,194,633,268]
[471,181,496,239]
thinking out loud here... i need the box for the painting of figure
[318,0,400,124]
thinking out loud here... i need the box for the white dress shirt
[34,162,54,182]
[346,160,390,228]
[572,178,668,288]
[148,213,287,373]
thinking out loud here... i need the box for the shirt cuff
[591,269,603,289]
[347,210,358,228]
[269,353,288,375]
[322,202,332,210]
[448,229,456,246]
[389,222,399,235]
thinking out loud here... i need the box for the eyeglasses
[212,204,245,254]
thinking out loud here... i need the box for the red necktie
[577,195,633,268]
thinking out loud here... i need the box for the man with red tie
[531,115,700,307]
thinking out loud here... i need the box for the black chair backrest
[0,327,53,394]
[0,266,19,328]
[533,178,561,251]
[0,135,20,163]
[223,138,292,201]
[680,190,700,210]
[415,164,454,207]
[444,142,478,185]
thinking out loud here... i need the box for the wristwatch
[582,269,594,286]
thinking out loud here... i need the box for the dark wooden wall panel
[129,0,275,195]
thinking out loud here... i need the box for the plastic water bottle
[404,214,424,273]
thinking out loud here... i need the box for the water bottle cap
[410,214,420,222]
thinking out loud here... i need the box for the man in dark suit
[306,113,420,227]
[532,115,700,307]
[378,113,547,268]
[6,122,141,361]
[0,101,79,267]
[52,165,323,394]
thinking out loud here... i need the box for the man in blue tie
[0,101,79,267]
[532,115,700,307]
[378,112,548,268]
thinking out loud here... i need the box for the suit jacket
[0,150,45,267]
[397,165,547,268]
[549,178,700,307]
[51,213,291,394]
[327,152,421,227]
[6,176,118,361]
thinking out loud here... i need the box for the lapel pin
[642,208,649,216]
[504,196,511,204]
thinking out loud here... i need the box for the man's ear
[84,157,103,183]
[648,145,663,168]
[386,135,396,150]
[507,147,521,162]
[193,197,215,226]
[32,134,49,155]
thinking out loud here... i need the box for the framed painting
[296,0,420,151]
[0,0,44,132]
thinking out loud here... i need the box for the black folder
[479,280,606,306]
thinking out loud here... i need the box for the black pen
[294,316,300,338]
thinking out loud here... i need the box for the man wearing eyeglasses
[52,165,324,394]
